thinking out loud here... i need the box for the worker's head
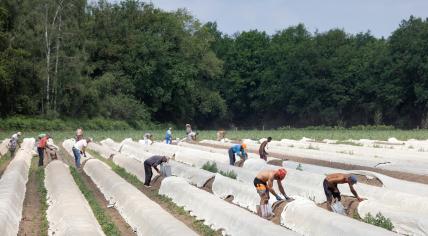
[275,168,287,180]
[241,143,247,149]
[186,124,190,127]
[348,175,358,184]
[17,132,22,136]
[267,137,272,142]
[169,127,172,130]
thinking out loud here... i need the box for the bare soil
[202,177,215,193]
[18,157,42,236]
[197,142,428,185]
[267,159,284,166]
[80,170,135,236]
[271,200,290,224]
[352,174,383,187]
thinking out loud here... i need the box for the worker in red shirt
[37,134,49,167]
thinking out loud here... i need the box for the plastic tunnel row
[104,139,396,236]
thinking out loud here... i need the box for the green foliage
[202,161,218,173]
[69,167,120,236]
[35,160,48,236]
[218,170,237,179]
[362,213,394,231]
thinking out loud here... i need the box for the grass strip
[34,159,49,236]
[69,166,121,236]
[88,150,220,236]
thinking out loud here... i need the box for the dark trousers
[228,148,235,165]
[144,161,153,186]
[37,147,44,167]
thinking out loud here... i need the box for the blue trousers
[72,147,81,168]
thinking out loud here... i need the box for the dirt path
[196,142,428,185]
[59,146,135,236]
[18,157,42,236]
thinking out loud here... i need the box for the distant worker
[259,137,272,161]
[8,131,22,157]
[323,173,363,208]
[165,127,172,144]
[228,143,248,165]
[143,155,168,187]
[46,137,59,161]
[254,168,290,206]
[72,138,92,168]
[76,128,84,141]
[37,134,49,167]
[185,124,192,135]
[216,129,226,141]
[185,124,196,141]
[143,133,153,145]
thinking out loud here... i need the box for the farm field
[1,133,427,235]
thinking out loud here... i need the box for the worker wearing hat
[228,143,248,165]
[323,173,364,209]
[254,168,290,207]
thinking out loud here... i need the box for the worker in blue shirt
[165,127,172,144]
[228,143,248,165]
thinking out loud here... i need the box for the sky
[144,0,428,38]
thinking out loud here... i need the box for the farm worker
[72,138,92,168]
[185,124,196,141]
[76,128,84,141]
[46,137,59,161]
[143,155,168,187]
[37,134,49,167]
[216,129,226,141]
[259,137,272,161]
[165,127,172,144]
[228,143,248,165]
[323,173,364,207]
[143,133,153,145]
[254,168,290,205]
[8,131,22,157]
[185,124,192,135]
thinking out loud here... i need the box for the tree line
[0,0,427,129]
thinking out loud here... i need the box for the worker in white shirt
[72,138,92,168]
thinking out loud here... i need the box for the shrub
[363,212,394,231]
[202,161,218,173]
[218,170,237,179]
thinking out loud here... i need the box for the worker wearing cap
[8,131,22,157]
[228,143,248,165]
[165,128,172,144]
[254,168,290,206]
[323,173,364,208]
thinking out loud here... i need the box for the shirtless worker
[259,137,272,161]
[323,173,364,208]
[254,168,290,206]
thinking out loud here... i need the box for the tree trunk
[53,14,62,112]
[45,4,51,112]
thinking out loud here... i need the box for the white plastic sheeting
[170,161,215,187]
[0,139,9,156]
[0,138,34,236]
[100,138,122,152]
[242,159,428,235]
[281,197,394,236]
[45,161,105,236]
[159,177,299,236]
[83,159,197,236]
[200,140,428,176]
[212,173,261,212]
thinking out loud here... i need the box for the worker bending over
[254,168,290,206]
[143,155,168,187]
[259,137,272,161]
[228,143,247,165]
[323,173,364,208]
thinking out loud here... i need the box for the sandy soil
[318,196,360,218]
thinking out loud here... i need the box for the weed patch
[362,213,394,231]
[35,165,48,236]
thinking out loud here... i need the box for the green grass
[87,150,220,236]
[34,159,49,236]
[0,152,12,173]
[362,213,394,231]
[202,161,236,179]
[4,128,428,143]
[69,167,120,236]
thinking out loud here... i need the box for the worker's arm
[349,183,363,201]
[276,180,289,199]
[82,147,87,157]
[153,165,160,173]
[267,176,281,200]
